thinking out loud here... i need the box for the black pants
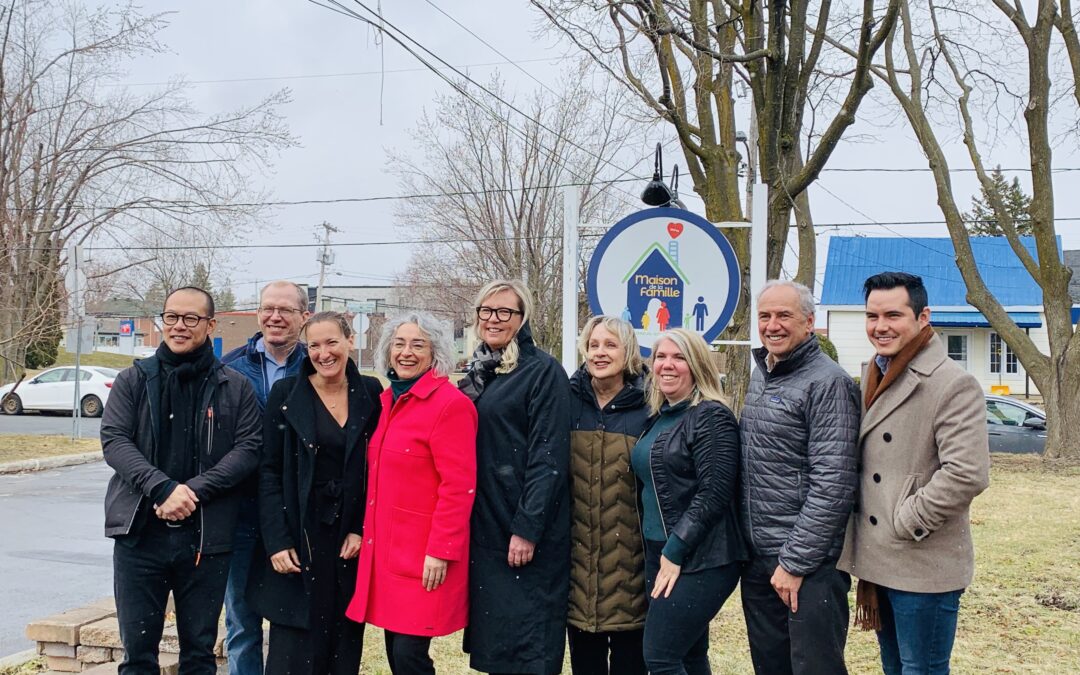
[566,625,646,675]
[740,554,851,675]
[265,518,363,675]
[643,540,740,675]
[383,630,434,675]
[265,621,364,675]
[113,519,230,675]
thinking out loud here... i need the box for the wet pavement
[0,461,113,656]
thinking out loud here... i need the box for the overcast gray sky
[116,1,1080,304]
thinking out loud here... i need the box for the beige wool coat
[838,334,990,593]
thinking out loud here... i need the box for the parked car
[985,394,1046,454]
[0,366,118,418]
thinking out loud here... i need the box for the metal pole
[745,106,759,222]
[749,187,768,373]
[561,186,580,374]
[71,245,83,440]
[315,221,338,311]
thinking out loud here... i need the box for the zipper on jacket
[647,437,669,539]
[743,389,760,553]
[194,404,214,566]
[206,406,214,455]
[304,529,313,571]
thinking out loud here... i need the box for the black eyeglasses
[161,312,212,327]
[476,306,523,322]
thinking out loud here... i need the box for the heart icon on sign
[667,222,684,239]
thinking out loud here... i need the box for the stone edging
[0,451,103,475]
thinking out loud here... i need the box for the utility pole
[314,221,339,311]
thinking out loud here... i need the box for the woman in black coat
[459,279,572,675]
[248,312,382,675]
[630,328,746,675]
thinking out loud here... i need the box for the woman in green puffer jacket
[566,316,650,675]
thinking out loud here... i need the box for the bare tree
[862,0,1079,458]
[0,0,293,380]
[532,0,899,409]
[391,68,645,356]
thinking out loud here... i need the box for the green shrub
[817,333,838,362]
[25,331,61,369]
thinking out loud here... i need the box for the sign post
[561,187,580,374]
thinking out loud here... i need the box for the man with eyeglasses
[101,286,262,674]
[219,280,311,675]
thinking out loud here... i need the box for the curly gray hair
[375,310,457,378]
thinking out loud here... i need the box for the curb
[0,451,103,475]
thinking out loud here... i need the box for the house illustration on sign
[622,242,690,331]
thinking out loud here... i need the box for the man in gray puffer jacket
[739,280,861,675]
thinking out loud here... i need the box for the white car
[0,366,119,418]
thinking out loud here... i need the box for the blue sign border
[586,207,742,354]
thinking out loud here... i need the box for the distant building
[820,236,1070,397]
[1066,249,1080,304]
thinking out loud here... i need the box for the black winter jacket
[463,323,572,675]
[247,358,382,628]
[739,336,861,576]
[100,352,262,555]
[645,400,747,574]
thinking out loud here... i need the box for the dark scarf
[855,324,934,632]
[387,370,422,403]
[863,324,935,410]
[458,342,505,402]
[154,339,217,500]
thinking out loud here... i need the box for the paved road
[0,461,113,657]
[0,414,101,438]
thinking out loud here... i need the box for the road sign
[586,207,741,357]
[119,320,134,336]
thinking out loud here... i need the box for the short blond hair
[577,315,643,378]
[646,328,727,414]
[471,279,534,374]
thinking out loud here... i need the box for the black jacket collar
[280,358,376,466]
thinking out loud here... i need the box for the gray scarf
[458,342,504,401]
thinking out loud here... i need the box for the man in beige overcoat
[838,272,990,675]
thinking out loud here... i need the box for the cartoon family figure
[629,296,709,333]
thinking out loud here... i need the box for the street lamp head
[641,142,675,207]
[735,130,748,143]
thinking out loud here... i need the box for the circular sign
[586,207,741,357]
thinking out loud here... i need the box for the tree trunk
[1035,349,1080,459]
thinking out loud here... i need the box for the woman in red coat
[346,311,477,674]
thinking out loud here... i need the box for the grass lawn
[0,435,100,464]
[50,349,139,370]
[2,454,1077,673]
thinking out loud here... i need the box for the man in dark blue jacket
[219,280,309,675]
[101,287,262,674]
[739,280,861,675]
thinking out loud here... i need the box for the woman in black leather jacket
[630,328,746,675]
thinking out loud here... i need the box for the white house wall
[824,309,1050,396]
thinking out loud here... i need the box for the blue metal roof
[932,311,1042,328]
[820,236,1060,307]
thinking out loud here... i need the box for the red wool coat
[345,370,478,636]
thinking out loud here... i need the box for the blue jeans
[643,540,740,675]
[876,586,963,675]
[224,497,263,675]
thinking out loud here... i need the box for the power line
[113,56,572,88]
[309,0,645,209]
[61,214,1080,251]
